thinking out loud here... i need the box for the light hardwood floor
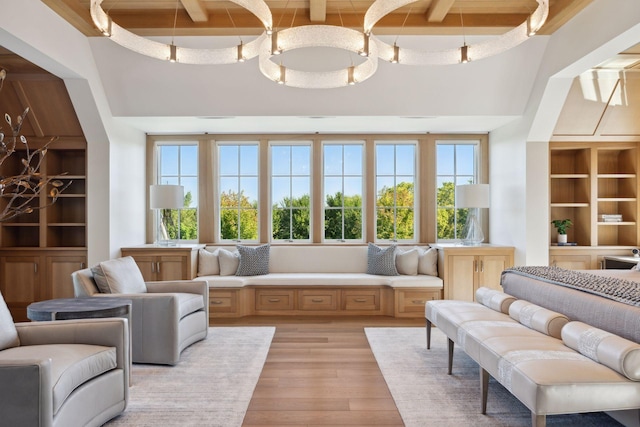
[214,315,423,426]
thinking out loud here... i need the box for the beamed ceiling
[43,0,594,37]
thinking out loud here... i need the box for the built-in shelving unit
[549,142,640,269]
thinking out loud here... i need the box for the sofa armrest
[15,318,130,372]
[146,280,209,319]
[0,359,54,427]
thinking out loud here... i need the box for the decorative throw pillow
[218,248,240,276]
[396,247,419,275]
[367,243,398,276]
[0,291,19,350]
[197,248,220,276]
[92,256,147,294]
[91,264,112,293]
[236,244,270,276]
[418,247,438,276]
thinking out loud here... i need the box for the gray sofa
[72,256,209,365]
[0,292,129,427]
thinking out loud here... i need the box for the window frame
[374,140,418,243]
[269,140,313,242]
[321,140,366,242]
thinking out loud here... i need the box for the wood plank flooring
[214,315,423,426]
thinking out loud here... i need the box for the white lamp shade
[150,185,184,209]
[456,184,490,209]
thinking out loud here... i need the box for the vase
[557,234,568,244]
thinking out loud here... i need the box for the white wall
[490,0,640,266]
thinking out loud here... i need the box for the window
[218,143,259,241]
[375,142,416,241]
[156,143,198,241]
[436,141,479,240]
[271,142,311,241]
[323,142,364,241]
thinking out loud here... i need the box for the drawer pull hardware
[412,300,424,304]
[354,298,367,302]
[268,298,281,302]
[211,300,223,305]
[311,298,324,303]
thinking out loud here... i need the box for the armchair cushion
[0,344,117,414]
[0,291,19,350]
[176,293,206,319]
[92,256,147,294]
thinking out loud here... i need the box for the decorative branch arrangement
[0,69,69,222]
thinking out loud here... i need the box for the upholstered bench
[198,244,444,318]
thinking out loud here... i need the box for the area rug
[106,326,275,427]
[365,327,622,426]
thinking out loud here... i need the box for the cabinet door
[46,256,86,299]
[477,255,510,292]
[550,255,592,270]
[129,255,156,281]
[0,256,40,321]
[446,255,476,301]
[157,255,186,281]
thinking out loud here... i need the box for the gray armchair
[71,257,208,365]
[0,292,129,427]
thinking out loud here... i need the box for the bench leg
[532,413,546,427]
[447,338,454,375]
[480,368,489,414]
[426,319,432,349]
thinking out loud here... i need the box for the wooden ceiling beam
[180,0,209,23]
[426,0,456,23]
[40,0,99,36]
[537,0,594,35]
[309,0,327,22]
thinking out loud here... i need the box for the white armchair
[0,291,129,427]
[71,256,208,365]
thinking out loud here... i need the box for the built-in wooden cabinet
[121,244,204,281]
[0,249,86,321]
[0,140,87,320]
[430,243,515,302]
[549,142,640,268]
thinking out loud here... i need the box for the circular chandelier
[90,0,549,89]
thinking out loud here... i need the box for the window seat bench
[198,245,444,318]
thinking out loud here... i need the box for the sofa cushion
[0,344,117,414]
[508,299,569,339]
[236,244,270,276]
[396,248,419,275]
[367,243,398,276]
[197,248,219,276]
[92,256,147,294]
[475,287,516,314]
[175,292,205,319]
[218,248,240,276]
[0,291,19,350]
[562,321,640,381]
[417,247,438,276]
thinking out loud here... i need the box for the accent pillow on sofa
[218,248,240,276]
[396,247,419,275]
[236,244,270,276]
[91,256,147,294]
[0,291,19,350]
[367,243,398,276]
[417,247,438,276]
[197,248,220,276]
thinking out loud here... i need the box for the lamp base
[461,210,485,246]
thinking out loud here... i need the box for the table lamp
[150,184,184,246]
[455,184,490,246]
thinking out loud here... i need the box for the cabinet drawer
[299,290,338,311]
[342,290,380,311]
[396,289,441,313]
[210,290,237,313]
[256,290,295,311]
